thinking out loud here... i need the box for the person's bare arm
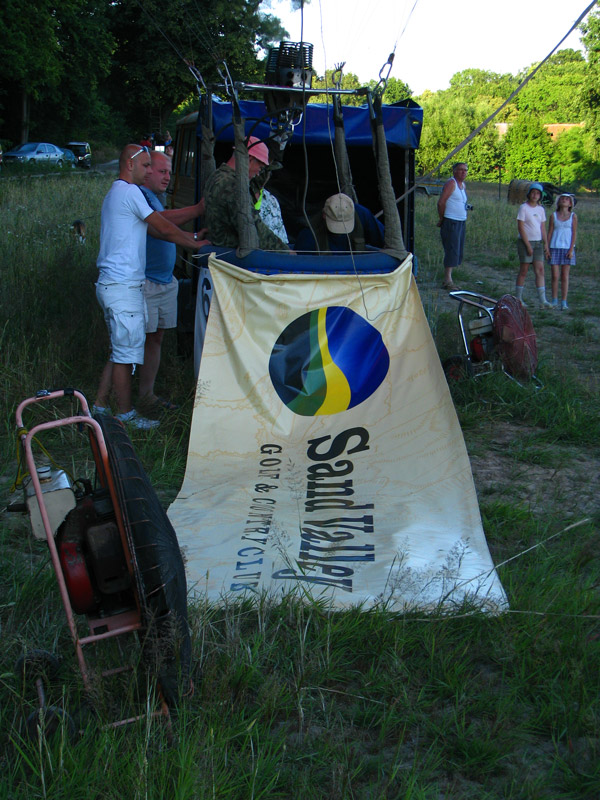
[436,179,454,227]
[547,213,554,245]
[568,213,578,257]
[540,213,550,258]
[146,211,209,249]
[159,198,205,227]
[517,220,533,255]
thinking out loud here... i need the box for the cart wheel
[15,650,61,684]
[90,414,192,708]
[25,706,76,741]
[442,355,473,382]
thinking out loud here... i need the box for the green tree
[448,68,517,108]
[0,0,117,145]
[551,126,600,189]
[382,76,412,104]
[515,49,586,123]
[104,0,288,137]
[0,0,62,141]
[503,114,554,182]
[466,125,505,181]
[415,91,475,174]
[580,8,600,157]
[310,70,366,106]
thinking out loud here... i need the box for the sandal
[139,394,179,412]
[154,396,179,411]
[441,281,459,291]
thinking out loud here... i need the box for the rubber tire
[442,355,473,383]
[25,706,76,741]
[56,159,63,168]
[15,650,61,684]
[91,414,192,708]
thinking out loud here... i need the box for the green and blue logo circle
[268,306,390,416]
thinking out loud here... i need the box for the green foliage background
[2,4,600,190]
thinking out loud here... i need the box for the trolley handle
[15,389,91,430]
[448,289,498,309]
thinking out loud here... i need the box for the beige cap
[323,193,355,234]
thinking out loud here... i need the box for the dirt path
[417,254,599,527]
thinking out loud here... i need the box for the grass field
[0,173,598,799]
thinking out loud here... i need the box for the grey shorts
[144,276,178,332]
[517,238,544,264]
[96,282,147,365]
[440,218,466,268]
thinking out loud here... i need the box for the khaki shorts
[96,282,147,365]
[144,276,178,332]
[517,238,544,264]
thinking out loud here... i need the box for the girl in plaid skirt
[547,193,578,310]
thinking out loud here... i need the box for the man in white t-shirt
[93,144,207,429]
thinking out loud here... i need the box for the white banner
[168,255,507,611]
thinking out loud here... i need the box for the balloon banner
[168,254,507,611]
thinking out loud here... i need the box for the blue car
[60,148,77,168]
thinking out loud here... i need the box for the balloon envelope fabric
[168,255,507,611]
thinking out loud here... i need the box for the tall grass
[0,174,599,798]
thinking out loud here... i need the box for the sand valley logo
[268,306,389,416]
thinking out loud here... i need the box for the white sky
[264,0,590,95]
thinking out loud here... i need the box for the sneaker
[540,300,553,309]
[115,409,160,430]
[92,404,111,416]
[561,302,569,311]
[550,298,559,308]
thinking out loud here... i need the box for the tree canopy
[2,2,600,191]
[0,0,287,145]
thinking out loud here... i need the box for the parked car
[66,141,92,168]
[60,147,77,168]
[3,142,65,166]
[415,177,445,196]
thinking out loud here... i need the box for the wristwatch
[193,232,199,241]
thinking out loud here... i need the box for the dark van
[66,141,92,168]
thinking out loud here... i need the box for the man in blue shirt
[138,151,207,409]
[295,193,385,253]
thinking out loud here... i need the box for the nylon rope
[386,0,598,212]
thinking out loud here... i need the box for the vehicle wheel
[25,706,76,740]
[91,415,192,708]
[15,650,61,684]
[56,159,63,167]
[442,355,473,382]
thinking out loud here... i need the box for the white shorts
[144,276,178,332]
[96,282,147,364]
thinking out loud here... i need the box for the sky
[264,0,591,95]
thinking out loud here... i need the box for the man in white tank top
[437,162,469,290]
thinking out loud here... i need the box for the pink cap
[246,135,270,165]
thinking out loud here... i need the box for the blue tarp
[205,96,423,151]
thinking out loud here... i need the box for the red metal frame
[15,389,170,729]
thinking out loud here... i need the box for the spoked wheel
[493,295,538,381]
[442,355,473,383]
[90,415,192,708]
